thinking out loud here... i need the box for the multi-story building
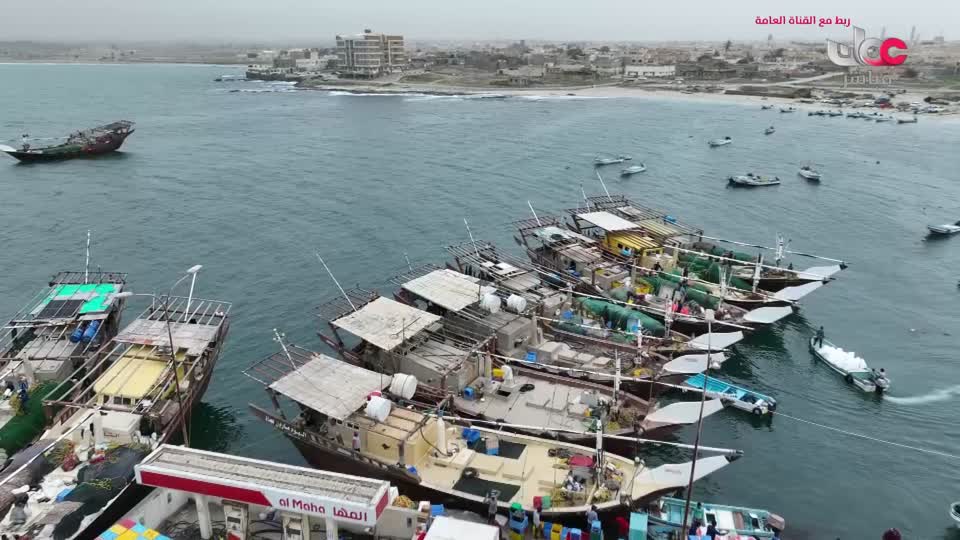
[336,29,407,78]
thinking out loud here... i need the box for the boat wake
[884,384,960,405]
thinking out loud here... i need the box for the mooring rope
[771,410,960,460]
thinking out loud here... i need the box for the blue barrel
[81,320,101,343]
[70,323,86,343]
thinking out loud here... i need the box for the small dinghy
[875,116,893,123]
[828,110,844,117]
[728,173,780,187]
[764,126,775,135]
[798,165,822,181]
[927,221,960,235]
[809,337,890,393]
[594,155,631,166]
[621,163,647,175]
[897,116,918,124]
[761,105,773,110]
[708,136,732,147]
[779,107,796,113]
[683,373,777,416]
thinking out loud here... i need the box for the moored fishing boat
[245,345,740,526]
[707,137,732,147]
[646,497,785,539]
[0,121,135,163]
[927,221,960,235]
[728,174,780,187]
[809,337,890,393]
[682,373,776,416]
[594,155,631,166]
[0,282,231,539]
[621,163,647,175]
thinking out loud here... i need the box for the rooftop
[332,296,442,351]
[400,268,496,313]
[575,211,641,232]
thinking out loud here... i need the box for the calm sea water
[1,63,959,539]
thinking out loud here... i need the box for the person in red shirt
[614,515,629,539]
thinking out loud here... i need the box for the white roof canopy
[269,352,392,420]
[645,399,724,425]
[332,296,441,351]
[402,269,496,312]
[630,455,732,499]
[743,306,793,324]
[576,211,640,232]
[686,331,744,351]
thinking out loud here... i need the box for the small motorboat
[683,373,777,416]
[798,165,822,181]
[846,111,865,119]
[708,136,732,147]
[646,497,785,539]
[950,501,960,528]
[875,116,893,123]
[897,116,918,124]
[807,110,826,116]
[764,126,775,135]
[761,105,773,110]
[594,155,631,166]
[779,107,796,113]
[827,110,844,117]
[621,163,647,175]
[728,173,780,187]
[809,337,890,393]
[927,221,960,235]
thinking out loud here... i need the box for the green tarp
[37,283,120,315]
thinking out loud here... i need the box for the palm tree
[724,40,732,53]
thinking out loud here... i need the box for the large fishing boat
[0,270,127,458]
[317,289,725,444]
[0,289,231,539]
[0,121,135,163]
[245,345,740,525]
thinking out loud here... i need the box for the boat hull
[808,337,882,393]
[4,131,133,162]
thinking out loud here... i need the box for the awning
[686,331,744,350]
[332,296,441,351]
[629,455,733,500]
[269,353,392,420]
[797,264,843,280]
[402,269,496,312]
[661,353,727,375]
[576,211,640,232]
[773,281,824,302]
[644,399,724,426]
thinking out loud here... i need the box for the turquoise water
[2,63,959,539]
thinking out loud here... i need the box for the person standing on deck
[532,502,542,538]
[586,505,599,530]
[815,326,825,348]
[693,502,705,528]
[352,431,361,452]
[485,491,499,524]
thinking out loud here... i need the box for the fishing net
[0,382,68,455]
[576,298,664,336]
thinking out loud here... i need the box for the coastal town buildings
[336,29,407,78]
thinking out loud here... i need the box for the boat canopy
[630,455,733,499]
[797,265,843,280]
[773,281,824,302]
[686,331,744,350]
[531,226,595,245]
[645,399,724,425]
[268,352,392,420]
[661,354,709,375]
[743,306,793,324]
[576,211,641,232]
[332,297,442,351]
[402,269,497,313]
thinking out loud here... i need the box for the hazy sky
[1,0,954,43]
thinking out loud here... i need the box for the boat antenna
[717,265,727,311]
[595,170,613,202]
[752,253,763,293]
[775,233,785,267]
[463,218,481,258]
[403,252,413,271]
[681,309,715,532]
[316,252,356,312]
[580,184,589,212]
[84,230,91,284]
[273,328,295,366]
[527,201,542,227]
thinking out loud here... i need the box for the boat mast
[463,218,482,258]
[752,253,763,293]
[681,308,715,531]
[316,252,356,312]
[595,171,614,202]
[526,201,542,227]
[84,230,91,284]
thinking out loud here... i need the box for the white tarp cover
[743,306,793,324]
[773,281,824,301]
[576,211,641,232]
[818,344,869,373]
[402,269,496,312]
[332,296,441,351]
[686,331,744,350]
[797,264,843,280]
[645,399,724,425]
[425,517,498,540]
[629,455,732,499]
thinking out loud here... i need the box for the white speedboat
[798,166,822,181]
[927,221,960,235]
[708,137,732,147]
[809,337,890,393]
[728,173,780,187]
[764,126,775,135]
[621,163,647,175]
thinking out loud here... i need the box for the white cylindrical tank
[501,365,514,383]
[506,294,527,314]
[365,395,392,422]
[480,293,502,313]
[389,373,419,400]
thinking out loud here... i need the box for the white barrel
[501,365,514,383]
[365,395,392,422]
[505,294,527,314]
[480,293,502,313]
[389,373,419,400]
